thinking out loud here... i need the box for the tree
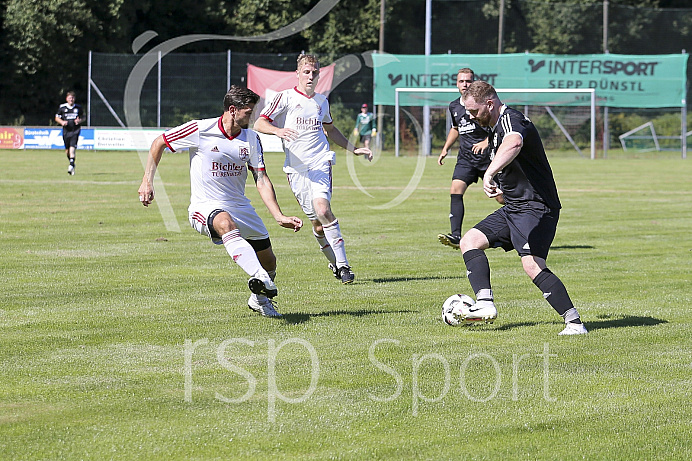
[301,0,380,61]
[0,0,232,124]
[222,0,380,61]
[1,0,114,124]
[0,0,689,125]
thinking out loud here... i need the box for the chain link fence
[88,51,372,129]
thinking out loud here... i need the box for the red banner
[247,64,335,100]
[0,127,24,149]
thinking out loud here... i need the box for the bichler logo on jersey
[211,161,245,177]
[296,117,322,132]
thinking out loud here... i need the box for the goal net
[394,88,597,159]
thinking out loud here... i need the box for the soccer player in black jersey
[457,80,587,335]
[437,68,497,249]
[55,91,83,175]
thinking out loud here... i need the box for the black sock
[462,249,491,295]
[69,158,75,167]
[532,268,580,322]
[449,194,464,237]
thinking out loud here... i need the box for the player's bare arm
[471,138,489,155]
[323,123,373,161]
[438,127,459,165]
[482,133,522,198]
[251,168,303,232]
[138,135,167,206]
[253,117,299,142]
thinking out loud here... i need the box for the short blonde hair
[457,68,474,77]
[297,54,320,70]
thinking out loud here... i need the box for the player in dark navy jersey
[455,80,587,336]
[437,69,498,249]
[55,91,83,175]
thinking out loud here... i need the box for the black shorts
[63,131,80,149]
[452,155,487,185]
[473,203,559,259]
[359,133,371,143]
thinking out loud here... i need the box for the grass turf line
[0,148,691,460]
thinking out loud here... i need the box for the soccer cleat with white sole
[248,295,282,318]
[437,233,460,249]
[558,322,588,336]
[67,165,75,175]
[248,277,278,298]
[454,299,497,324]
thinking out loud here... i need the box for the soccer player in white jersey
[254,54,373,284]
[138,86,303,318]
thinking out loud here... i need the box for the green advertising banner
[372,53,688,108]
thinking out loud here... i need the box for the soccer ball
[441,294,475,326]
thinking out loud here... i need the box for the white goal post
[394,88,596,159]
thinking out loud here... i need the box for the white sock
[323,219,348,268]
[313,230,336,265]
[221,230,269,280]
[249,293,268,303]
[476,289,494,302]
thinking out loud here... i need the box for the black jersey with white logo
[449,97,491,168]
[488,105,561,210]
[56,103,83,133]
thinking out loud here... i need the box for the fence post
[87,51,92,127]
[227,50,231,91]
[683,104,688,159]
[157,51,162,128]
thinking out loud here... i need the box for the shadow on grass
[371,275,464,283]
[550,245,595,250]
[585,315,667,331]
[282,309,416,325]
[494,321,547,331]
[484,316,666,332]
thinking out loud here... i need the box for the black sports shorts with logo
[452,154,489,185]
[63,130,80,149]
[473,202,559,260]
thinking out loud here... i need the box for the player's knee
[450,180,466,195]
[459,239,474,253]
[312,198,333,222]
[521,256,545,279]
[210,211,237,235]
[315,209,334,224]
[460,228,487,252]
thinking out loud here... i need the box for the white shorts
[286,163,333,221]
[188,202,269,245]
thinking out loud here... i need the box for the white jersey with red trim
[162,116,265,210]
[259,87,335,173]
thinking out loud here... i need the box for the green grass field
[1,148,691,460]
